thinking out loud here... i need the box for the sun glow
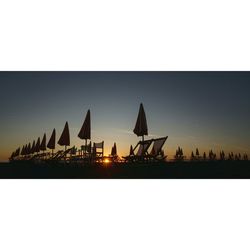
[104,158,111,164]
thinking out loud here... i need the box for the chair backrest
[93,141,104,157]
[135,140,153,156]
[150,137,168,156]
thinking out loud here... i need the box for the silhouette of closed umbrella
[78,110,91,156]
[35,138,41,154]
[134,103,148,138]
[47,129,56,156]
[31,140,36,154]
[21,146,25,156]
[180,148,183,156]
[133,103,148,157]
[40,133,46,151]
[191,151,195,160]
[27,143,31,155]
[58,122,70,151]
[24,144,28,156]
[111,143,117,156]
[16,147,20,157]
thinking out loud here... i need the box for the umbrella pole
[65,146,67,162]
[142,135,145,161]
[85,139,87,157]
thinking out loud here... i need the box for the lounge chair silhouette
[123,139,153,162]
[54,147,75,162]
[146,137,168,162]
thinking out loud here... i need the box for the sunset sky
[0,72,250,162]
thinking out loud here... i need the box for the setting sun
[104,158,111,164]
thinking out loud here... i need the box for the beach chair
[147,137,168,162]
[93,141,104,163]
[123,139,153,162]
[57,147,75,162]
[48,150,64,161]
[80,142,92,158]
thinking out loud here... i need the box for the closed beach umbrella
[133,103,148,157]
[58,122,70,150]
[27,143,31,155]
[35,137,41,153]
[21,146,25,156]
[111,143,117,156]
[16,147,20,156]
[47,129,56,150]
[40,133,47,151]
[78,110,91,155]
[133,103,148,139]
[78,110,91,140]
[24,144,28,155]
[31,140,36,154]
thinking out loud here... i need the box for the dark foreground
[0,161,250,179]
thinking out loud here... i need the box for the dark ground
[1,161,250,179]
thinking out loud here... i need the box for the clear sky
[0,72,250,161]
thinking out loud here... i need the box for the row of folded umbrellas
[10,103,148,159]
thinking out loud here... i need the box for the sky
[0,72,250,161]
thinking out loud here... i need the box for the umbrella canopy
[111,143,117,156]
[35,137,41,153]
[16,147,20,156]
[27,143,31,155]
[21,146,25,156]
[133,103,148,137]
[78,110,91,140]
[31,140,36,154]
[58,122,70,146]
[24,144,28,155]
[47,129,56,150]
[40,133,47,151]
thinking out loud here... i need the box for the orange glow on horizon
[104,158,111,164]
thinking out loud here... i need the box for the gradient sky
[0,72,250,162]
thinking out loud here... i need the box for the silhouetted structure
[78,110,91,158]
[203,152,207,160]
[58,122,70,150]
[47,129,56,156]
[191,151,195,161]
[209,150,216,160]
[8,103,249,168]
[175,147,185,161]
[220,150,225,161]
[133,103,148,156]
